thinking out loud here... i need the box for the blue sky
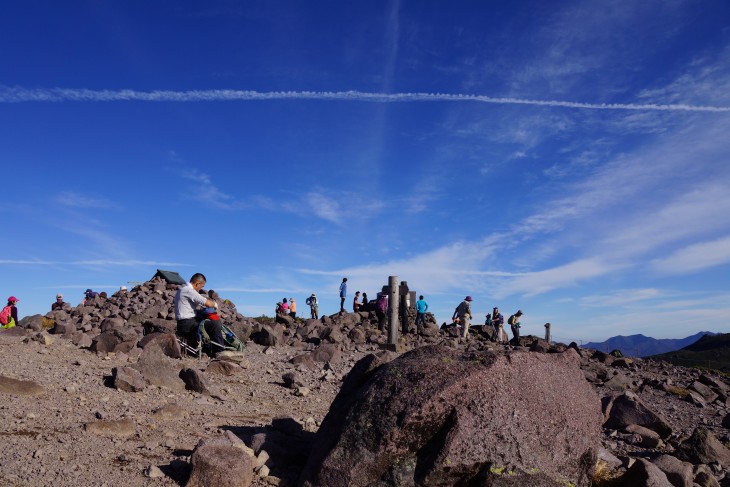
[2,0,730,342]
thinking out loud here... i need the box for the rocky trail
[2,277,730,486]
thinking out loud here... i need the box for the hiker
[361,292,369,306]
[353,291,362,312]
[484,312,493,336]
[508,310,524,343]
[290,298,297,320]
[306,293,319,319]
[452,296,473,338]
[339,277,347,313]
[375,291,388,331]
[415,295,428,333]
[281,298,290,314]
[492,307,507,343]
[82,288,98,305]
[174,273,223,351]
[51,293,67,311]
[1,296,19,329]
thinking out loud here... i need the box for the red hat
[7,296,18,303]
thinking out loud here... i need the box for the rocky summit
[2,277,730,486]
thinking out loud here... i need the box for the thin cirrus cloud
[1,86,729,112]
[57,191,120,209]
[179,166,383,226]
[650,235,730,274]
[0,259,189,267]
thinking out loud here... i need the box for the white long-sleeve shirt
[174,282,208,320]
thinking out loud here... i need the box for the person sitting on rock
[353,291,362,312]
[361,292,369,306]
[174,273,223,354]
[281,298,290,314]
[51,293,67,311]
[1,296,19,329]
[82,288,98,305]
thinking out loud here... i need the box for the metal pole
[544,323,551,344]
[388,276,399,345]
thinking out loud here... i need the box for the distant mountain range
[649,333,730,373]
[583,331,716,358]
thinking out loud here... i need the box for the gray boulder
[112,366,148,392]
[137,332,181,359]
[651,454,693,487]
[676,427,730,465]
[617,458,673,487]
[604,391,672,438]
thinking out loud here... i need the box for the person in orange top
[289,298,297,319]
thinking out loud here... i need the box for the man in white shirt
[174,273,222,349]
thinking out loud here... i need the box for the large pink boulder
[300,346,601,487]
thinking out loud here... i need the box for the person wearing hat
[51,293,68,311]
[492,307,506,343]
[1,296,19,329]
[306,293,319,319]
[452,296,473,339]
[289,298,297,320]
[82,288,98,306]
[508,309,524,343]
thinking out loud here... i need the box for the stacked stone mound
[300,345,602,486]
[20,277,260,354]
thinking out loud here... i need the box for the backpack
[0,306,12,325]
[508,314,516,325]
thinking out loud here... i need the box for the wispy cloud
[0,259,190,267]
[1,86,729,112]
[651,235,730,274]
[179,168,248,210]
[57,191,121,209]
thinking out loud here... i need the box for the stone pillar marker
[544,323,551,344]
[388,276,399,345]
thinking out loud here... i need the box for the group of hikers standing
[452,295,524,343]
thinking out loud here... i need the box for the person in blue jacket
[339,277,347,313]
[415,295,429,333]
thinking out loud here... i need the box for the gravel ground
[0,332,374,487]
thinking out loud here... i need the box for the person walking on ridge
[508,309,524,343]
[415,295,428,333]
[452,296,472,339]
[339,278,347,313]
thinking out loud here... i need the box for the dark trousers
[376,310,386,331]
[177,318,224,350]
[340,297,345,312]
[290,312,297,320]
[416,312,426,330]
[511,324,520,342]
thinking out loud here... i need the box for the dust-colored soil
[0,334,372,486]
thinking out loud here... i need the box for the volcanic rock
[137,332,181,359]
[186,444,254,487]
[112,366,148,392]
[603,391,673,438]
[299,346,601,487]
[675,427,730,465]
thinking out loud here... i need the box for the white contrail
[1,86,729,112]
